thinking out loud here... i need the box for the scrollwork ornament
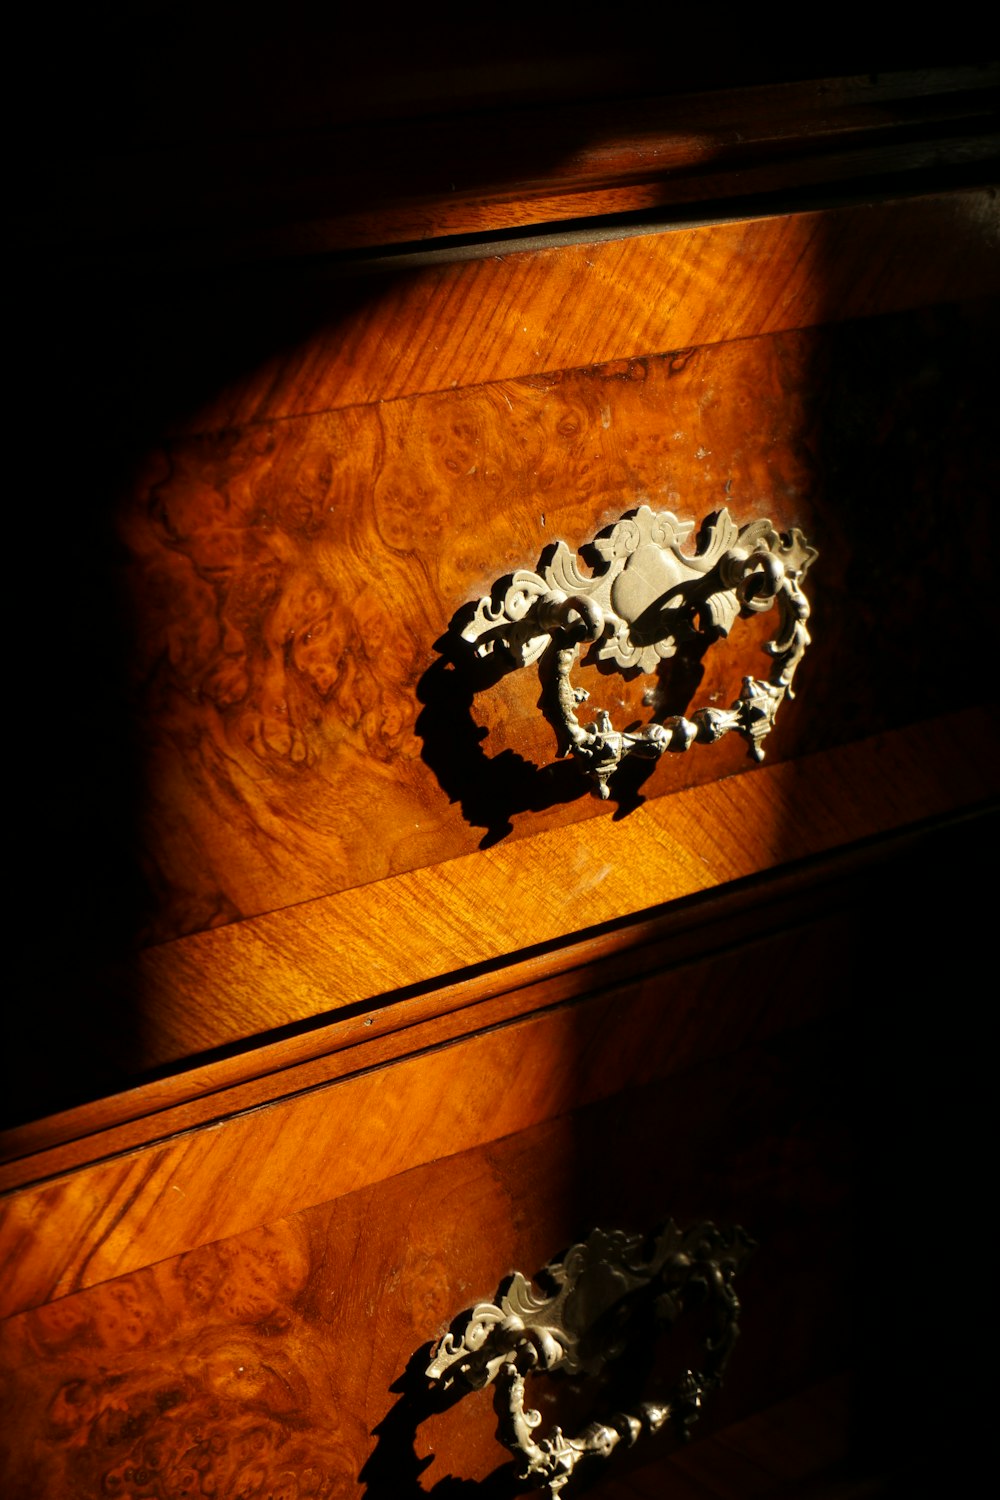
[426,1220,755,1496]
[461,502,817,798]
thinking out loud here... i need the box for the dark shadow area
[416,513,732,844]
[415,631,583,851]
[416,624,716,843]
[803,299,999,729]
[359,1341,524,1499]
[361,1233,737,1499]
[840,812,996,1495]
[1,23,997,1500]
[15,5,995,268]
[546,807,999,1494]
[15,24,747,1125]
[16,18,800,1127]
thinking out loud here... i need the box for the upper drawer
[9,189,999,1121]
[124,300,992,942]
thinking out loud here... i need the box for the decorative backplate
[462,504,817,798]
[426,1220,755,1496]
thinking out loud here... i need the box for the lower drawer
[0,962,882,1495]
[0,813,991,1497]
[0,1028,853,1498]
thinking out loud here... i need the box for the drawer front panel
[0,1018,859,1499]
[122,306,992,948]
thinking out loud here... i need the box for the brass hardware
[463,505,817,798]
[427,1220,754,1496]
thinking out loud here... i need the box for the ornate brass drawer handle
[426,1220,754,1496]
[463,505,817,798]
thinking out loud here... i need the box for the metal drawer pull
[426,1220,754,1496]
[463,505,817,798]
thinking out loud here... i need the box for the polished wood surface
[3,705,992,1132]
[9,180,997,1125]
[2,821,989,1491]
[67,708,1000,1067]
[155,191,999,433]
[6,54,995,1497]
[10,286,996,1121]
[112,303,1000,946]
[0,798,985,1185]
[0,914,849,1320]
[0,993,874,1495]
[22,69,997,263]
[1,804,992,1322]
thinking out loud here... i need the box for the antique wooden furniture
[3,40,997,1497]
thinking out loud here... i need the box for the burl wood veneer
[0,807,991,1495]
[123,300,997,949]
[0,983,868,1496]
[4,50,997,1499]
[6,190,999,1134]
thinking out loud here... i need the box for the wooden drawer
[1,816,993,1496]
[8,189,1000,1130]
[4,90,998,1493]
[0,895,892,1496]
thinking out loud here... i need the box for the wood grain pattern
[7,63,994,1496]
[50,708,1000,1098]
[12,201,998,1126]
[2,799,994,1326]
[1,809,972,1185]
[1,845,987,1488]
[13,183,1000,1078]
[153,190,999,434]
[0,1018,869,1495]
[144,134,1000,271]
[0,910,868,1321]
[128,329,822,944]
[23,70,997,263]
[112,306,998,956]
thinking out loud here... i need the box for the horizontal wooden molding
[166,188,1000,433]
[0,913,864,1319]
[89,707,1000,1074]
[18,69,998,265]
[0,709,995,1187]
[2,784,993,1321]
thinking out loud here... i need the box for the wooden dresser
[3,37,998,1497]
